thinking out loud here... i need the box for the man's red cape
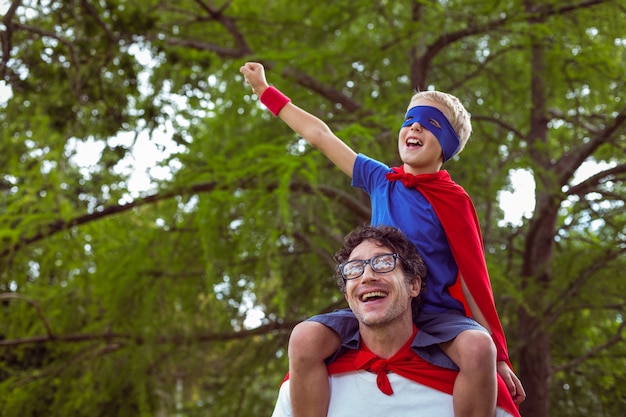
[282,329,520,417]
[386,167,510,363]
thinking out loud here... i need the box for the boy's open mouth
[406,138,423,147]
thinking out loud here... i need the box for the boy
[240,62,525,417]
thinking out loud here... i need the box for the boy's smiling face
[398,98,450,175]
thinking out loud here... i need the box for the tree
[1,0,624,416]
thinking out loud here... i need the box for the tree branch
[566,164,626,197]
[1,181,365,258]
[149,0,251,59]
[544,247,625,323]
[552,320,625,373]
[0,292,54,338]
[554,104,626,186]
[409,0,612,90]
[15,342,123,385]
[471,114,527,141]
[79,0,118,42]
[515,246,626,352]
[0,0,22,79]
[280,66,363,113]
[0,319,299,348]
[535,0,610,16]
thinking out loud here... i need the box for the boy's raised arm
[240,62,357,178]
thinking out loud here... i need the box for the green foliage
[1,0,625,416]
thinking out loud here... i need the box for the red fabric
[281,328,520,416]
[281,168,523,415]
[386,167,510,363]
[260,86,291,116]
[327,326,457,396]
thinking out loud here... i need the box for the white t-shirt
[271,370,514,417]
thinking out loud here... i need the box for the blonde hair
[408,91,472,157]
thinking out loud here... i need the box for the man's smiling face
[344,239,420,327]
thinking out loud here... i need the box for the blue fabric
[307,154,490,369]
[402,106,460,162]
[309,308,487,370]
[352,154,465,314]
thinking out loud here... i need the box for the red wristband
[260,86,291,116]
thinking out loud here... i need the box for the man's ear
[408,277,422,297]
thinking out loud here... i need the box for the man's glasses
[339,253,400,280]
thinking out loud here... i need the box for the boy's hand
[240,62,270,97]
[497,361,526,405]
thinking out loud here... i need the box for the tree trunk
[518,2,558,415]
[518,310,552,416]
[518,197,559,417]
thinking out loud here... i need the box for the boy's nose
[409,121,422,131]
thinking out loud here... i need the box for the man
[271,225,518,417]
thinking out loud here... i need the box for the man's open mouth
[360,291,388,302]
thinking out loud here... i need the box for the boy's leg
[288,320,342,417]
[439,329,497,417]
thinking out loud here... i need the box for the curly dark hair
[334,225,427,322]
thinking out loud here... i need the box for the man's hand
[497,361,526,405]
[240,62,270,97]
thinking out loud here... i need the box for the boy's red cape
[386,167,521,412]
[386,167,510,363]
[281,167,522,415]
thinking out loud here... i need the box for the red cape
[282,327,520,417]
[387,167,510,363]
[282,168,520,415]
[328,347,520,416]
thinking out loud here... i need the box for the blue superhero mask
[401,106,460,162]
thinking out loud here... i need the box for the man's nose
[360,263,380,281]
[409,121,422,131]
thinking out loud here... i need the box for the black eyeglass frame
[339,253,401,281]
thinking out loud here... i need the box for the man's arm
[240,62,357,177]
